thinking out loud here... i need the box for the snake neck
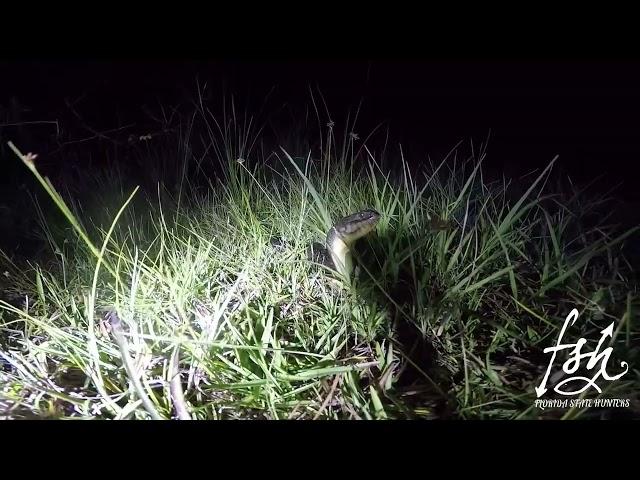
[327,231,351,277]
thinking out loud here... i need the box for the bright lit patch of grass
[1,99,638,420]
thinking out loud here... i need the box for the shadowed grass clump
[0,101,638,420]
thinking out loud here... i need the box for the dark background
[3,59,639,184]
[2,59,640,219]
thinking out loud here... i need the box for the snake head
[332,208,381,245]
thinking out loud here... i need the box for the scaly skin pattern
[327,209,381,245]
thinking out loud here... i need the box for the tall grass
[0,97,638,419]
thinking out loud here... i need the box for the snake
[270,208,381,277]
[306,208,381,277]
